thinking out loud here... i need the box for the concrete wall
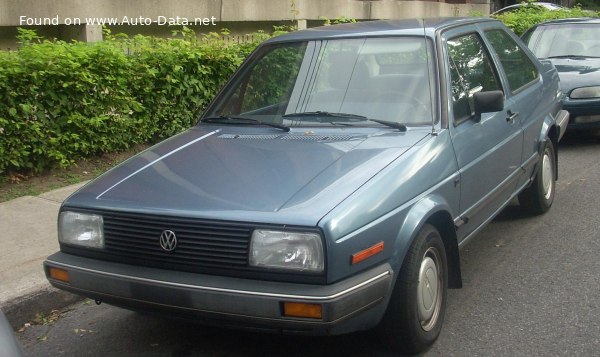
[0,0,223,26]
[1,0,490,25]
[0,0,490,48]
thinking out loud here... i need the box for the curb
[2,286,83,330]
[0,181,89,330]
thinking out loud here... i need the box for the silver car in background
[0,311,24,357]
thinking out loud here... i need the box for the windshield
[526,23,600,58]
[205,37,436,127]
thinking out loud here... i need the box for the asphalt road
[17,130,600,356]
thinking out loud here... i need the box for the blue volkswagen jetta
[45,18,568,354]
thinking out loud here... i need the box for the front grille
[102,212,252,270]
[61,210,326,283]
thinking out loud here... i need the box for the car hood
[66,125,428,226]
[551,57,600,93]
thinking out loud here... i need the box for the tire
[519,139,556,214]
[378,224,448,355]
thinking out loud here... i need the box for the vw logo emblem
[159,230,177,252]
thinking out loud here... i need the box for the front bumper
[44,252,393,335]
[555,109,569,141]
[563,98,600,129]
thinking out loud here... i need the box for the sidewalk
[0,182,88,329]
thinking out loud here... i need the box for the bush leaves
[0,27,272,174]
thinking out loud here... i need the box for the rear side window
[447,33,502,124]
[485,29,539,93]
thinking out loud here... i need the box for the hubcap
[542,150,553,200]
[417,247,442,331]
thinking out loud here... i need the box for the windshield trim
[200,35,440,129]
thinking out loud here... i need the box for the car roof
[264,17,499,44]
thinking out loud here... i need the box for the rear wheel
[378,224,447,355]
[519,139,556,214]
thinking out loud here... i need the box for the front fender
[391,194,456,271]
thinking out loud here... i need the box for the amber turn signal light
[351,241,384,265]
[283,302,322,319]
[48,267,70,283]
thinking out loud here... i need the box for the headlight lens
[570,86,600,99]
[249,230,324,272]
[58,211,104,248]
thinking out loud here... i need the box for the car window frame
[481,26,541,96]
[202,36,442,129]
[443,28,505,127]
[203,41,311,120]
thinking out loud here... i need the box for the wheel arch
[394,195,462,290]
[426,211,462,289]
[540,116,559,180]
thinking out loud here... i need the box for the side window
[447,33,502,125]
[485,29,539,92]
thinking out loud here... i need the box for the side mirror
[474,90,504,116]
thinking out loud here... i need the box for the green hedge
[0,28,272,174]
[494,4,599,36]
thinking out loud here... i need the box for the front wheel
[519,139,556,214]
[378,224,448,355]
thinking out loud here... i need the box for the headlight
[249,230,324,272]
[570,86,600,99]
[58,211,104,248]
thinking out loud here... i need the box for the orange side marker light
[49,267,70,283]
[283,302,323,319]
[351,241,384,265]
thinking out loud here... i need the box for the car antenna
[421,18,437,136]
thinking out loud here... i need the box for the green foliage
[16,28,43,46]
[468,10,487,18]
[0,27,274,175]
[494,3,599,36]
[322,16,357,26]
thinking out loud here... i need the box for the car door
[479,24,545,192]
[443,25,524,243]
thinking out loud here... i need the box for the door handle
[506,110,519,122]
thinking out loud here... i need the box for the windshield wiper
[202,115,290,132]
[283,111,407,131]
[282,111,368,120]
[330,119,407,131]
[547,55,600,59]
[366,118,407,132]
